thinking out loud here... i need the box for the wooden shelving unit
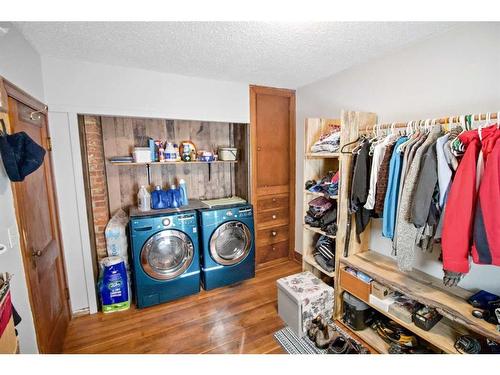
[330,110,499,354]
[301,118,341,280]
[340,251,500,345]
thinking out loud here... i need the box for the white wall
[0,22,41,353]
[41,56,250,313]
[296,22,500,294]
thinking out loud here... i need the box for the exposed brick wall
[83,116,110,261]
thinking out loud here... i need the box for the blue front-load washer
[129,210,200,308]
[198,204,255,290]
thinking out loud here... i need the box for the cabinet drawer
[257,194,289,212]
[339,268,371,303]
[256,207,289,227]
[257,224,289,246]
[256,241,289,264]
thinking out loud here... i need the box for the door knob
[32,250,42,257]
[271,231,277,237]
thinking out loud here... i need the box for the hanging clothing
[350,140,372,236]
[382,136,408,239]
[392,133,422,254]
[473,130,500,267]
[441,130,481,273]
[410,142,438,228]
[395,127,441,271]
[436,133,451,207]
[374,139,398,214]
[364,141,386,210]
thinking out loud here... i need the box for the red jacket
[442,127,500,273]
[472,129,500,267]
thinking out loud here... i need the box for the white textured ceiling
[14,22,458,88]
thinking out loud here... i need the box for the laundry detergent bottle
[179,179,189,206]
[137,185,151,211]
[170,185,180,208]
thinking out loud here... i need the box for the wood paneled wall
[82,115,249,217]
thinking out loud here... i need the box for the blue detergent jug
[169,185,180,208]
[151,186,169,209]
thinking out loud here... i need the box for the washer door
[141,230,194,280]
[209,221,252,266]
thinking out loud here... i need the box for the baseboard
[72,307,90,318]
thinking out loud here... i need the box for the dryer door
[209,221,252,266]
[141,230,194,280]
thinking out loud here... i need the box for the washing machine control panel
[237,208,253,218]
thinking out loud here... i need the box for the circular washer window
[210,221,251,266]
[141,230,194,280]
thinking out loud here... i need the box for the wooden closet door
[7,95,70,353]
[250,86,295,265]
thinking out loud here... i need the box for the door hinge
[46,137,52,151]
[65,287,70,301]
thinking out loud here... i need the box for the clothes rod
[372,111,499,130]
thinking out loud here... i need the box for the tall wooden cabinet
[250,85,296,265]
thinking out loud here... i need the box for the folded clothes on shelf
[313,235,335,273]
[305,171,339,197]
[304,195,338,235]
[310,126,341,154]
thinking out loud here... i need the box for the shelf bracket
[146,163,151,185]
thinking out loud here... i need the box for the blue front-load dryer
[198,204,255,290]
[129,211,200,308]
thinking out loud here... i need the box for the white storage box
[218,147,238,161]
[369,293,395,312]
[276,271,334,337]
[133,147,152,163]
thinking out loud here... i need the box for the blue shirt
[382,136,408,239]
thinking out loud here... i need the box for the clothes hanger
[340,136,363,154]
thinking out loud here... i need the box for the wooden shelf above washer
[109,160,238,166]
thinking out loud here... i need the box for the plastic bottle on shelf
[173,144,181,161]
[158,144,165,162]
[164,142,176,162]
[170,184,180,208]
[179,179,189,206]
[137,185,151,211]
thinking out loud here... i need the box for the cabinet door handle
[272,198,277,203]
[272,214,277,220]
[257,147,262,151]
[32,249,43,257]
[272,246,276,251]
[271,231,277,237]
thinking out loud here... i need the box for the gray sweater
[395,127,441,271]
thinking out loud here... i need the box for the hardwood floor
[63,258,301,354]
